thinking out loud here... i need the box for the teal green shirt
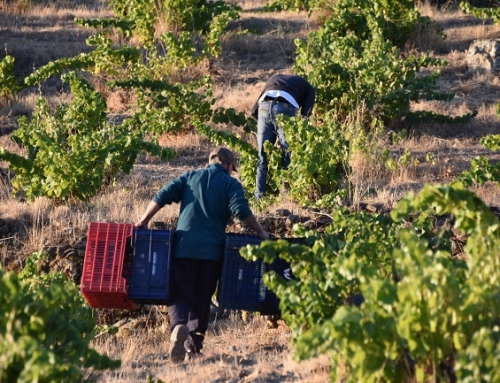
[152,163,252,262]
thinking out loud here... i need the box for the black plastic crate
[218,233,294,315]
[128,229,173,304]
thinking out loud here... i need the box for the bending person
[250,74,315,199]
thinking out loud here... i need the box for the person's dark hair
[208,147,237,171]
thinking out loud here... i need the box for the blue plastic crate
[260,257,291,315]
[217,233,294,315]
[128,229,173,304]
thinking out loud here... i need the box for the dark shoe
[184,334,196,353]
[254,192,264,200]
[185,350,204,362]
[184,334,204,362]
[169,324,189,364]
[185,332,205,354]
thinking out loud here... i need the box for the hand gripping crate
[81,222,136,310]
[217,233,294,315]
[128,229,173,305]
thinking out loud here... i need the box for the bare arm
[242,214,269,240]
[135,201,162,228]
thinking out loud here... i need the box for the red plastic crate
[80,222,136,310]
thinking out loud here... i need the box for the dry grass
[83,313,331,383]
[1,0,500,382]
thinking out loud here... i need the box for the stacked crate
[80,223,173,309]
[127,228,173,305]
[80,222,136,310]
[217,233,294,315]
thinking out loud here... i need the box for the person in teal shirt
[135,147,268,363]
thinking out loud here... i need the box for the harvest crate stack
[81,222,173,309]
[217,233,293,315]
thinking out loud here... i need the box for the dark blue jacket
[251,74,315,119]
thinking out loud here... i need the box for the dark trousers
[167,258,221,351]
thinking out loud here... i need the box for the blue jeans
[255,100,298,199]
